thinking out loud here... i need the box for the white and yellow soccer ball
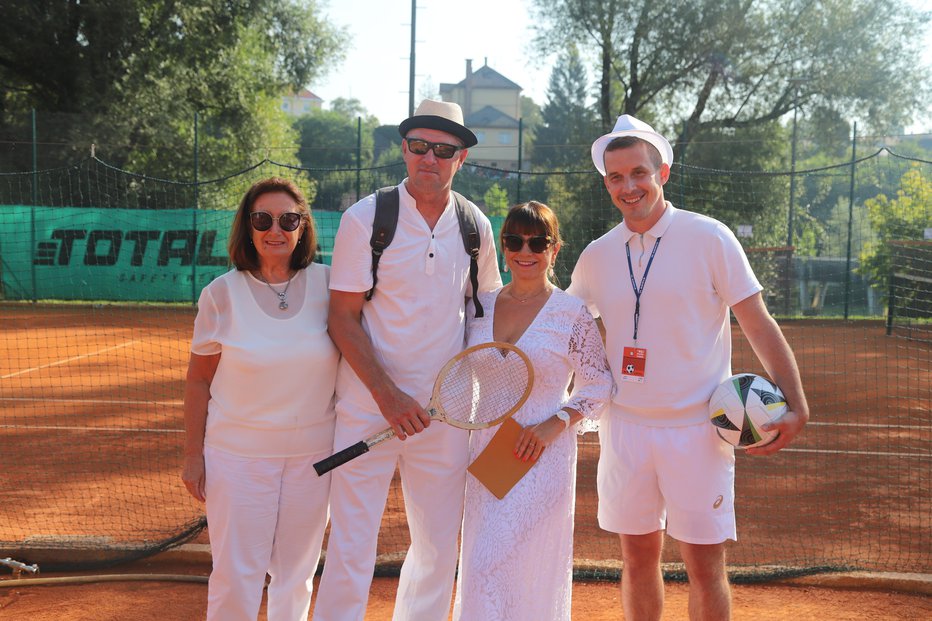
[708,373,785,449]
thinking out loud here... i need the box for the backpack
[366,185,484,318]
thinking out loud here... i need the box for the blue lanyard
[625,237,662,342]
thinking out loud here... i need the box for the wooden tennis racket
[314,341,534,476]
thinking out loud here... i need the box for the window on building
[498,132,512,145]
[476,131,485,144]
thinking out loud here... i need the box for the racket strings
[437,347,531,426]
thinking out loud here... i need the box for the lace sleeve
[565,304,614,434]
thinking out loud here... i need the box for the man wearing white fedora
[569,115,809,620]
[314,99,501,621]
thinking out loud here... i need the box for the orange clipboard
[467,417,535,499]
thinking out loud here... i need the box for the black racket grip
[314,441,370,476]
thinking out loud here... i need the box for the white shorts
[597,414,737,544]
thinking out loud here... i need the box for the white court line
[0,341,140,379]
[808,421,932,430]
[785,447,931,459]
[577,421,932,441]
[576,439,930,459]
[0,424,180,433]
[4,426,928,455]
[0,397,182,406]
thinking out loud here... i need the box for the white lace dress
[453,288,614,621]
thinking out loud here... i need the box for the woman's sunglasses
[249,211,303,232]
[405,138,461,159]
[501,234,552,254]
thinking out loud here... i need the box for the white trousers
[204,445,331,621]
[313,411,469,621]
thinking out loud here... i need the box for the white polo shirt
[568,203,762,426]
[329,180,502,412]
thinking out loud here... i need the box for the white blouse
[191,264,339,457]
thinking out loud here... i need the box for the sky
[311,0,553,125]
[312,0,932,133]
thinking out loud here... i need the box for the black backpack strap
[366,186,399,301]
[452,191,484,318]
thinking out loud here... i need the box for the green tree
[295,105,377,170]
[328,97,380,125]
[519,95,543,167]
[0,0,346,182]
[294,101,379,211]
[678,121,799,250]
[534,45,598,171]
[859,165,932,297]
[529,0,931,155]
[483,183,510,217]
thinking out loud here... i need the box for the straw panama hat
[590,114,674,176]
[398,99,478,148]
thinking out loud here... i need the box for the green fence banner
[0,206,342,302]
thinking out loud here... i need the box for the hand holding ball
[709,373,785,449]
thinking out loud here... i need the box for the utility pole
[408,0,416,117]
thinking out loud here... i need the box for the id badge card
[621,346,647,383]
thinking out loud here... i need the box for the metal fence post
[356,116,362,202]
[192,111,200,304]
[517,118,523,204]
[787,97,799,248]
[678,121,687,209]
[30,108,38,302]
[843,123,857,319]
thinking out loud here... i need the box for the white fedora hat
[590,114,673,175]
[398,99,478,147]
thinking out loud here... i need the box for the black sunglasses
[502,234,552,254]
[405,138,461,159]
[249,211,303,232]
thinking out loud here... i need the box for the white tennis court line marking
[577,422,932,441]
[786,448,931,459]
[0,397,183,406]
[0,424,180,433]
[0,341,140,379]
[2,426,928,455]
[577,441,929,459]
[807,422,932,430]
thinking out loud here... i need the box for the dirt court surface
[1,310,930,619]
[2,560,930,621]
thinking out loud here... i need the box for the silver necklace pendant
[258,271,294,311]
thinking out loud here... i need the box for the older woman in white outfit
[181,177,339,621]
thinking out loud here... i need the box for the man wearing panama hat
[569,115,809,619]
[314,100,501,621]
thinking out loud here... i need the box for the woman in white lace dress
[453,201,614,621]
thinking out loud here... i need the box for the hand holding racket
[314,341,533,476]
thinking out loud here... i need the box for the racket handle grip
[314,441,370,476]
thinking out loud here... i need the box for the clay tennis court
[1,304,930,617]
